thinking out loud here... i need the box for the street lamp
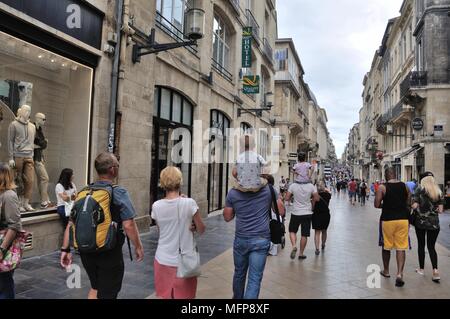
[132,8,205,63]
[237,92,274,117]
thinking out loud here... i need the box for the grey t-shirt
[225,186,272,239]
[0,190,22,232]
[235,151,267,188]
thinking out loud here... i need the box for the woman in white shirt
[151,166,205,299]
[55,168,77,229]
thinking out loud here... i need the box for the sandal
[298,255,307,260]
[290,248,297,260]
[315,249,320,256]
[380,271,391,278]
[395,276,405,287]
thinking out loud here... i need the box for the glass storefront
[0,31,93,214]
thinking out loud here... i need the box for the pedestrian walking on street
[0,163,22,299]
[223,182,279,299]
[285,178,320,260]
[411,172,444,283]
[360,180,368,206]
[348,179,357,205]
[265,175,286,256]
[375,168,411,288]
[312,181,331,256]
[60,152,144,299]
[152,166,206,299]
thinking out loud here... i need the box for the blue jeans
[0,271,15,299]
[233,236,270,299]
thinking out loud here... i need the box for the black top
[313,191,331,215]
[360,183,368,195]
[33,124,47,162]
[381,182,409,221]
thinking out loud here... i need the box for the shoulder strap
[268,185,281,223]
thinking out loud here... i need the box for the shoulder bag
[268,185,285,244]
[176,198,201,278]
[0,229,30,273]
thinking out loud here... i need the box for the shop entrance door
[445,154,450,186]
[150,120,191,208]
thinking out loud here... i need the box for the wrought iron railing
[229,0,241,14]
[155,11,198,54]
[246,9,260,42]
[400,71,427,98]
[211,58,233,82]
[263,37,274,64]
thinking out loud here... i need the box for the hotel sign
[243,75,260,94]
[242,27,252,68]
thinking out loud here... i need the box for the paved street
[15,193,450,299]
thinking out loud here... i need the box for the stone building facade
[346,0,450,187]
[0,0,282,256]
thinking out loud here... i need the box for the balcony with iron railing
[400,71,427,99]
[229,0,240,15]
[390,100,414,124]
[211,58,233,82]
[246,9,260,43]
[155,11,197,55]
[263,37,274,65]
[376,112,391,134]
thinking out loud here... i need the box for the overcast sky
[277,0,404,158]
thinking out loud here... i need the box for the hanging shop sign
[412,118,424,131]
[242,27,252,68]
[1,0,104,49]
[243,75,260,94]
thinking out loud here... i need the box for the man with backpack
[60,152,144,299]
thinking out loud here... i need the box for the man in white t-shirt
[285,183,319,260]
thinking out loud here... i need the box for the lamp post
[132,7,205,63]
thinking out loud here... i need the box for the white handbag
[176,199,201,278]
[64,200,74,217]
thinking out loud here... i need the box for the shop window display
[0,31,93,214]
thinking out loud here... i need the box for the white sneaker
[19,206,26,213]
[415,269,425,276]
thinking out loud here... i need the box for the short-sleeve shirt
[91,181,137,221]
[0,190,22,232]
[293,162,312,183]
[55,183,77,207]
[151,197,199,267]
[348,181,357,193]
[413,186,445,215]
[288,183,318,216]
[235,151,267,188]
[225,186,271,239]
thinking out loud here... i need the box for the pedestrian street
[14,193,450,299]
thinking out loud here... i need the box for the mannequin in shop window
[33,113,51,209]
[8,104,36,212]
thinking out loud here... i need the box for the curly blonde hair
[160,166,183,191]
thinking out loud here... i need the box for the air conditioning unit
[386,125,393,134]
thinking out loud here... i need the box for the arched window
[240,122,253,134]
[208,110,231,212]
[151,87,193,207]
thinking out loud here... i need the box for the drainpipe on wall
[108,0,124,153]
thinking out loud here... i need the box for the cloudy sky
[277,0,404,158]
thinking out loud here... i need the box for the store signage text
[242,27,252,68]
[243,75,260,94]
[1,0,103,49]
[412,118,424,131]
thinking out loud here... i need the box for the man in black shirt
[33,113,51,208]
